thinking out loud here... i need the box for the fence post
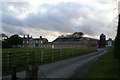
[60,48,62,59]
[32,51,35,64]
[7,52,12,69]
[52,48,54,61]
[26,52,30,65]
[41,49,43,63]
[11,65,18,80]
[26,65,38,80]
[26,52,28,66]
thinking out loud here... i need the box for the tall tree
[114,14,120,59]
[7,34,23,47]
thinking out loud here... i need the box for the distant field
[2,48,96,72]
[83,48,120,79]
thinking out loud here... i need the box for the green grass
[83,48,120,79]
[2,48,96,72]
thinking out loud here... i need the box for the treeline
[1,34,23,48]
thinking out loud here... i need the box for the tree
[58,32,84,38]
[72,32,84,38]
[58,35,65,38]
[7,34,23,48]
[114,14,120,59]
[2,39,9,48]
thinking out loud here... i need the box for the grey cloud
[2,12,22,26]
[2,23,26,35]
[1,1,116,38]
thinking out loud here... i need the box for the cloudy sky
[1,0,119,41]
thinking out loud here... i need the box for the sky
[0,0,119,41]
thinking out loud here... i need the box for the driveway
[2,49,107,79]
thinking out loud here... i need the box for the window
[41,41,43,44]
[36,41,38,43]
[23,41,25,43]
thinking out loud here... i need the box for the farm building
[43,37,99,49]
[22,32,99,48]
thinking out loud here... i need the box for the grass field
[2,48,96,72]
[83,48,120,79]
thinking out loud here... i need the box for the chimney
[40,36,42,39]
[23,35,25,38]
[27,34,29,38]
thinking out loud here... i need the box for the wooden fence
[2,48,96,75]
[2,48,82,71]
